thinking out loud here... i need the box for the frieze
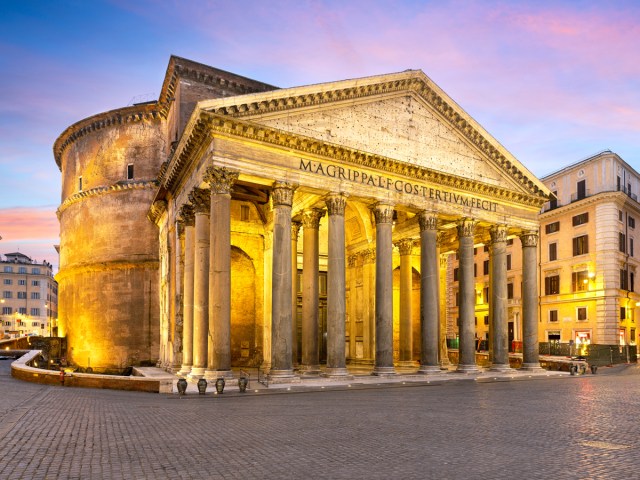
[204,166,239,194]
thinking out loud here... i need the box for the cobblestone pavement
[1,360,639,479]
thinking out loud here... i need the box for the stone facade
[54,56,550,374]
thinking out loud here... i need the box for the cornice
[161,111,547,209]
[539,191,637,220]
[56,259,159,282]
[53,104,163,169]
[56,180,159,218]
[201,73,548,200]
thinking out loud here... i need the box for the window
[632,239,635,257]
[483,260,489,275]
[127,163,134,180]
[549,310,558,322]
[453,268,459,282]
[3,266,12,273]
[631,272,635,293]
[577,180,586,200]
[549,243,557,261]
[18,279,25,286]
[3,279,11,285]
[507,283,514,299]
[577,307,587,321]
[483,245,489,253]
[482,287,489,304]
[31,268,40,275]
[2,307,12,315]
[631,329,636,343]
[455,291,459,307]
[31,292,40,300]
[474,264,477,277]
[572,213,589,226]
[573,235,589,256]
[79,176,83,191]
[30,308,40,316]
[620,210,624,222]
[3,291,12,299]
[241,205,250,221]
[18,267,27,274]
[18,307,26,314]
[17,292,27,299]
[620,233,626,253]
[621,307,627,320]
[621,269,629,290]
[32,280,40,287]
[506,239,514,246]
[629,216,636,229]
[545,222,560,234]
[507,254,512,270]
[484,315,489,326]
[545,275,560,295]
[549,191,558,210]
[572,271,589,292]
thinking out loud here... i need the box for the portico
[150,69,550,379]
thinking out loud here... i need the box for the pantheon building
[54,56,550,379]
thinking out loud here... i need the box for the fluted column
[300,208,325,375]
[204,166,239,380]
[396,238,414,366]
[269,182,298,380]
[457,218,479,373]
[417,212,440,374]
[291,221,301,367]
[188,188,210,379]
[520,231,543,371]
[372,203,396,376]
[325,194,351,377]
[178,205,195,376]
[489,225,511,371]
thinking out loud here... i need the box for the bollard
[570,364,577,375]
[177,378,188,396]
[590,365,598,374]
[215,377,225,394]
[238,376,248,393]
[197,378,207,394]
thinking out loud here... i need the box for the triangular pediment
[192,70,549,201]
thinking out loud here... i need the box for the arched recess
[392,266,421,362]
[231,246,258,366]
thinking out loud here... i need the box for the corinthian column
[396,238,414,366]
[269,182,298,381]
[325,194,351,378]
[520,231,543,371]
[178,205,195,376]
[489,225,511,371]
[188,188,210,379]
[291,221,301,367]
[456,218,479,373]
[417,212,440,374]
[301,208,325,375]
[204,166,239,380]
[372,203,396,376]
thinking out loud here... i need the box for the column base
[267,369,300,384]
[301,365,321,376]
[372,366,396,376]
[177,365,192,377]
[417,365,441,374]
[520,363,545,372]
[204,369,234,381]
[187,367,206,379]
[322,367,353,379]
[455,364,480,373]
[489,364,513,372]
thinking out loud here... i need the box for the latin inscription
[300,159,498,212]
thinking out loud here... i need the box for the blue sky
[1,0,639,268]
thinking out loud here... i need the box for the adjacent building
[1,252,58,338]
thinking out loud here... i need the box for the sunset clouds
[2,0,639,267]
[0,207,59,267]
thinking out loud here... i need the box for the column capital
[291,220,302,242]
[301,208,325,229]
[176,219,185,237]
[179,204,195,226]
[489,225,508,244]
[325,194,348,216]
[271,182,297,207]
[363,248,376,265]
[436,231,447,248]
[395,238,414,256]
[456,218,476,238]
[347,254,358,268]
[371,203,394,224]
[519,230,539,247]
[188,188,211,214]
[204,166,239,194]
[418,211,438,231]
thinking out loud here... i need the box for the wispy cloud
[0,206,59,268]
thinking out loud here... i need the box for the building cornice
[56,181,159,218]
[161,110,547,210]
[540,190,639,220]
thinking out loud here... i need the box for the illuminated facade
[1,252,58,338]
[54,56,551,374]
[538,151,640,349]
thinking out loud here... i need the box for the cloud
[0,206,59,268]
